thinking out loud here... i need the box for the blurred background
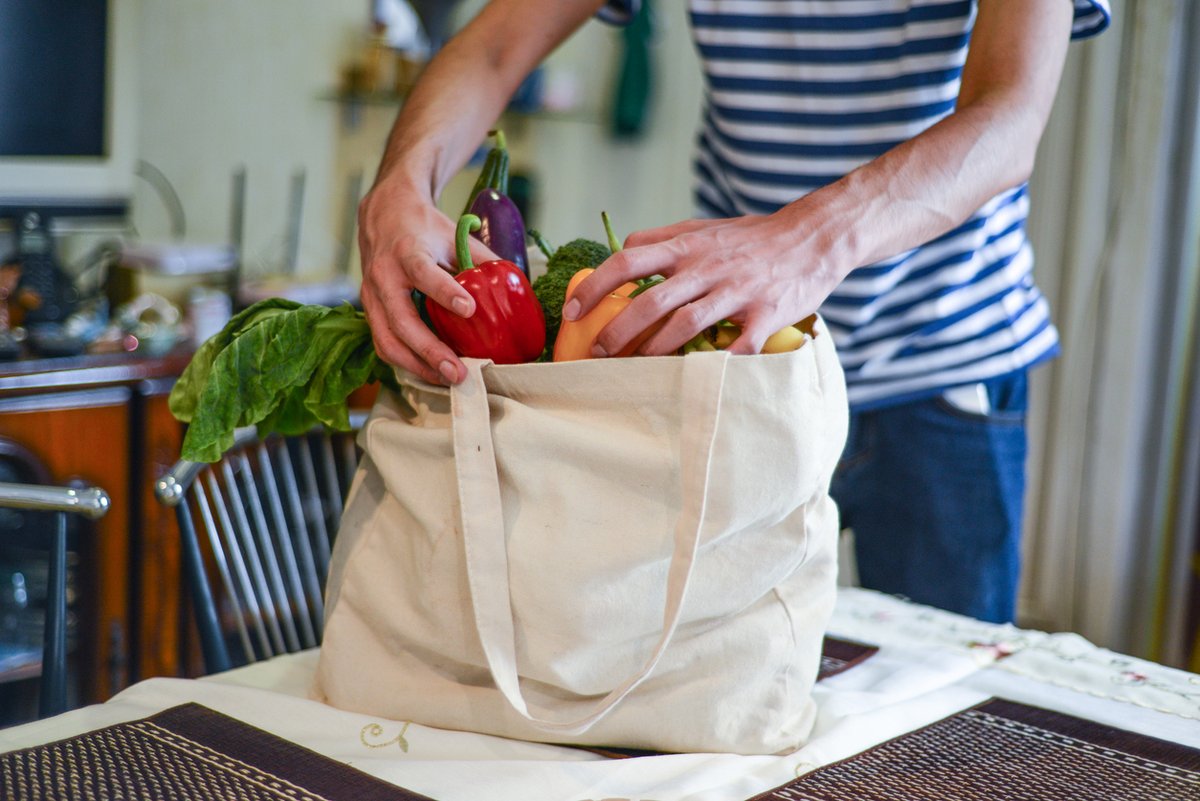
[126,0,704,280]
[0,0,1197,718]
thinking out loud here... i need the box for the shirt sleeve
[597,0,640,26]
[1071,0,1112,40]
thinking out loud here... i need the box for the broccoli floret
[532,238,611,355]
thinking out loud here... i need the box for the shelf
[320,91,602,128]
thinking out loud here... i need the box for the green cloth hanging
[612,0,654,138]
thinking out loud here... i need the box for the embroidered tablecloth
[2,588,1198,801]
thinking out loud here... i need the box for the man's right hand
[355,0,607,385]
[357,179,500,386]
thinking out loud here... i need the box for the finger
[361,290,444,384]
[565,244,680,321]
[632,290,733,356]
[371,328,442,385]
[364,266,466,384]
[591,275,707,357]
[408,252,476,319]
[394,309,467,384]
[466,236,502,267]
[724,314,777,356]
[624,218,728,249]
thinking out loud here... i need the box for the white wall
[132,1,703,283]
[133,1,367,279]
[329,1,705,271]
[517,2,704,245]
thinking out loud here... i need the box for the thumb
[464,235,502,268]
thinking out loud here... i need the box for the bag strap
[450,352,729,735]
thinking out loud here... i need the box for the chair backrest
[0,482,110,719]
[155,415,365,675]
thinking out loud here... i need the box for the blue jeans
[829,372,1028,623]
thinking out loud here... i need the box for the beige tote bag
[314,317,848,755]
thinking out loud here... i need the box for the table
[3,587,1198,800]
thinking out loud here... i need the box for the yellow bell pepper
[552,268,661,361]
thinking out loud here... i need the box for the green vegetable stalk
[527,229,555,260]
[169,299,397,463]
[460,129,510,217]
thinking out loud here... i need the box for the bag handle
[450,353,729,735]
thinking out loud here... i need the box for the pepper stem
[601,211,622,253]
[489,129,507,151]
[456,214,482,273]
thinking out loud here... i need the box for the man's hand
[563,207,847,357]
[357,0,606,383]
[561,0,1074,359]
[358,180,498,386]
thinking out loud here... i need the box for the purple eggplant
[467,187,530,278]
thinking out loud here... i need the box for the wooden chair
[154,415,366,675]
[0,482,110,719]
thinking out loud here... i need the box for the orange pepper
[552,269,661,361]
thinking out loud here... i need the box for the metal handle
[0,482,110,520]
[156,412,369,507]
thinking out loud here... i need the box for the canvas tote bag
[314,316,848,755]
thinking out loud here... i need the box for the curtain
[1020,0,1200,666]
[1146,0,1200,671]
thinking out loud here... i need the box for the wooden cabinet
[0,349,193,705]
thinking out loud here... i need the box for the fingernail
[452,296,473,317]
[591,343,608,358]
[439,360,458,383]
[562,299,580,321]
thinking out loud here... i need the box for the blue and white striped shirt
[605,0,1111,408]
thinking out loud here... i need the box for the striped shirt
[604,0,1111,408]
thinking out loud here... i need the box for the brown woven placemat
[817,636,879,680]
[0,702,434,801]
[749,697,1200,800]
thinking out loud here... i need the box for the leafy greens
[169,299,397,463]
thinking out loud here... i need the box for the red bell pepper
[427,214,546,364]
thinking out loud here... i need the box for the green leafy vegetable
[169,297,303,425]
[169,300,397,463]
[531,238,611,356]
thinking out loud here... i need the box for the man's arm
[568,0,1077,357]
[359,0,605,384]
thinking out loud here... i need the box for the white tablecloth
[3,588,1198,800]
